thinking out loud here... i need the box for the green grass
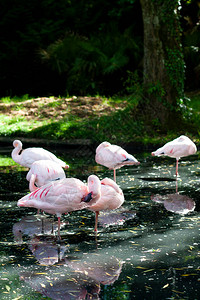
[0,93,200,145]
[0,94,30,103]
[0,115,50,137]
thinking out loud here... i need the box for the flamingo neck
[11,145,23,164]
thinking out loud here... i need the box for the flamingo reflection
[98,209,136,228]
[20,252,123,299]
[29,235,67,265]
[151,193,195,215]
[12,214,66,243]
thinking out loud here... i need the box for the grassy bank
[0,92,200,147]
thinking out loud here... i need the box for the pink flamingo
[83,175,125,232]
[151,135,197,176]
[17,177,90,238]
[95,141,140,181]
[12,139,69,169]
[26,160,66,192]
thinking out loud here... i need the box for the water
[0,145,199,299]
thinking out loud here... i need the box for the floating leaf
[143,269,154,273]
[181,274,197,276]
[5,285,10,292]
[84,271,88,275]
[172,289,184,294]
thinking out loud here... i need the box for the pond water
[0,144,199,299]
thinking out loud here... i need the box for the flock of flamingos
[11,135,197,238]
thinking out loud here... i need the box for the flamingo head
[13,139,22,149]
[82,192,93,203]
[87,175,101,203]
[96,141,111,153]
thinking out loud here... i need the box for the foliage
[0,0,143,97]
[181,0,200,90]
[40,23,142,95]
[0,94,30,103]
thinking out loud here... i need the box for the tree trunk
[139,0,185,129]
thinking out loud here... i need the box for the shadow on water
[0,146,199,299]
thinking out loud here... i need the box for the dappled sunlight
[0,149,199,299]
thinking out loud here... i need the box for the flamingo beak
[82,192,93,203]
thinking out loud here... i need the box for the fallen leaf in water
[5,285,10,292]
[172,289,184,294]
[181,273,197,276]
[143,269,154,273]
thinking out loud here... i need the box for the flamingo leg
[175,178,178,193]
[57,216,61,240]
[41,218,44,234]
[57,243,61,262]
[176,159,179,177]
[94,211,99,232]
[113,169,116,182]
[51,217,54,235]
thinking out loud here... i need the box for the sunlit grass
[0,155,28,173]
[0,156,14,166]
[0,93,200,144]
[0,115,50,137]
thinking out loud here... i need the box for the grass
[0,94,30,103]
[0,92,200,146]
[0,115,49,137]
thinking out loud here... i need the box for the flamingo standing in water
[17,177,90,238]
[11,140,69,169]
[95,141,139,182]
[26,160,66,192]
[151,135,197,176]
[83,175,125,232]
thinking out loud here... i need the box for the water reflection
[19,250,123,299]
[151,193,196,215]
[20,268,101,300]
[98,208,136,228]
[29,236,67,265]
[0,149,199,299]
[12,214,66,243]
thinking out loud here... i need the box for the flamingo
[11,139,69,169]
[26,160,66,192]
[83,175,125,232]
[151,135,197,176]
[17,177,90,238]
[95,141,140,182]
